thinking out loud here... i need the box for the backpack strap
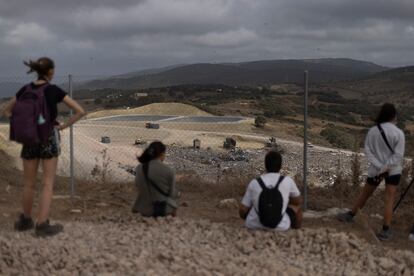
[148,179,170,197]
[256,175,285,190]
[256,177,268,191]
[377,124,394,154]
[17,84,37,99]
[274,175,285,190]
[143,163,170,197]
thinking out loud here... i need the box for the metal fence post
[303,71,309,210]
[69,74,75,198]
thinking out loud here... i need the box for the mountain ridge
[79,58,389,90]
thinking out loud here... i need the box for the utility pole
[303,71,309,210]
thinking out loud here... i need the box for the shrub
[254,116,267,128]
[320,126,354,149]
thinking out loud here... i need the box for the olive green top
[132,159,177,216]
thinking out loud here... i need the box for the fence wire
[0,73,370,204]
[70,75,268,185]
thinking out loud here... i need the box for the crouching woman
[132,141,178,217]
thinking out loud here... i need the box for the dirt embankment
[1,214,414,275]
[1,118,414,274]
[0,158,414,275]
[87,102,211,119]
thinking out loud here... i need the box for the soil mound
[87,103,211,119]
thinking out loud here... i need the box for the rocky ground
[1,139,414,275]
[1,214,414,275]
[163,140,367,187]
[0,121,372,187]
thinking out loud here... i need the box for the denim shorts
[21,129,61,160]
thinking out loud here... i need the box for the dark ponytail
[23,57,55,79]
[375,103,397,124]
[138,141,166,178]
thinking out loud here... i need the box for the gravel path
[1,215,413,275]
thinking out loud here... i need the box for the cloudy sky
[0,0,413,77]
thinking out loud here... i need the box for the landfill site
[0,103,365,185]
[0,103,414,275]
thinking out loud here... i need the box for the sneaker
[376,229,392,241]
[336,211,355,223]
[35,220,63,237]
[14,214,34,231]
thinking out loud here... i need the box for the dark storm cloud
[0,0,413,76]
[297,0,414,22]
[0,0,142,17]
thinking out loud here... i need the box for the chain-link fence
[1,73,375,209]
[0,74,271,176]
[68,75,290,186]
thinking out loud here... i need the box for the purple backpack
[10,84,53,145]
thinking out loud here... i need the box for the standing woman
[337,103,405,240]
[2,57,85,237]
[132,141,178,217]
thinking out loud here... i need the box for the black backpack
[256,175,285,228]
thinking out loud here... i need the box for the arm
[289,196,303,207]
[132,166,141,213]
[239,204,250,220]
[169,171,178,198]
[385,131,405,167]
[135,166,140,188]
[239,182,254,220]
[2,97,16,118]
[169,175,178,216]
[364,130,384,170]
[56,96,86,130]
[288,179,302,207]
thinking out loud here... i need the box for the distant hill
[87,102,211,119]
[80,58,387,90]
[368,66,414,82]
[324,66,414,104]
[114,64,188,79]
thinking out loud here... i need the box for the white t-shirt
[241,173,301,231]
